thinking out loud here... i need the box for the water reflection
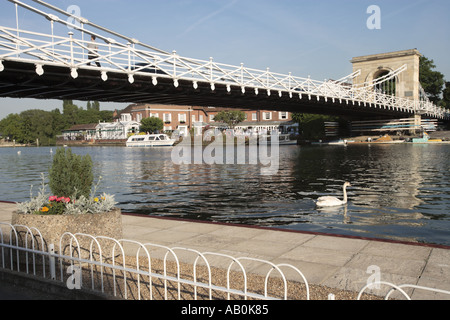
[0,144,449,245]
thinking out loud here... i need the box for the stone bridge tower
[350,49,422,101]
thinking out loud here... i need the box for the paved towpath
[1,201,449,299]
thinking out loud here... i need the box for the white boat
[328,139,348,146]
[278,134,298,145]
[126,134,176,147]
[312,139,348,146]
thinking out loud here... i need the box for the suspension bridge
[0,0,448,120]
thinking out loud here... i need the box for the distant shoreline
[2,130,450,148]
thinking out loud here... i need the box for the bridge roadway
[0,60,426,119]
[0,201,449,300]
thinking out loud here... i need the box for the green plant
[213,110,246,129]
[17,173,116,216]
[48,148,93,199]
[140,117,164,133]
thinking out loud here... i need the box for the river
[1,143,449,246]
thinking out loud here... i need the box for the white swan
[316,182,351,207]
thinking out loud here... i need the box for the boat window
[132,138,145,141]
[148,137,156,141]
[159,135,166,140]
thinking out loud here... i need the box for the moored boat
[278,134,298,145]
[126,134,176,147]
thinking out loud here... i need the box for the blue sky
[1,0,449,120]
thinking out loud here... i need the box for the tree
[420,56,445,104]
[0,100,114,146]
[92,101,100,111]
[0,113,24,142]
[140,117,164,133]
[441,82,450,109]
[213,110,246,129]
[63,100,81,125]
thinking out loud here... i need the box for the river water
[1,144,449,246]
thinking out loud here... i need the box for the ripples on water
[1,144,449,245]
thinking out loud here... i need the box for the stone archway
[351,49,422,101]
[373,69,398,96]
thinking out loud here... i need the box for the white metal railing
[0,0,448,120]
[2,222,449,300]
[0,222,310,300]
[357,282,450,300]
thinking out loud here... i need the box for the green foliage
[420,56,445,105]
[0,100,113,146]
[140,117,164,133]
[48,148,93,199]
[213,110,246,129]
[17,173,116,216]
[0,113,24,142]
[441,82,450,109]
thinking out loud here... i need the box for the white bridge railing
[0,0,449,120]
[0,222,311,300]
[2,222,450,300]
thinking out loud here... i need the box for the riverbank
[1,201,449,300]
[0,141,28,148]
[304,130,450,145]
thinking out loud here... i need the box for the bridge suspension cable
[0,0,448,120]
[30,0,170,55]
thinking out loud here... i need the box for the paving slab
[1,201,449,299]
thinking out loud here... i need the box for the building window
[252,113,257,121]
[263,112,272,120]
[150,113,159,119]
[164,126,172,131]
[279,112,288,120]
[164,113,172,123]
[179,114,187,123]
[192,115,196,123]
[210,114,215,122]
[199,115,204,122]
[121,114,132,122]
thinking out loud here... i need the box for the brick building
[113,104,297,135]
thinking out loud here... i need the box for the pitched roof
[65,124,98,131]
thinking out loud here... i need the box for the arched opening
[373,69,397,96]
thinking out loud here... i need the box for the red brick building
[113,104,297,135]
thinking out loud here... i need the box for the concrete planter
[11,208,123,259]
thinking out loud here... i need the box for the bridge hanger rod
[10,0,332,90]
[7,0,52,22]
[23,0,216,75]
[9,0,168,55]
[7,0,240,85]
[28,1,265,84]
[7,0,110,45]
[31,0,170,55]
